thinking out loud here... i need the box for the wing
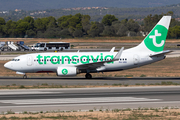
[76,47,124,70]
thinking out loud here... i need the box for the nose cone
[4,62,11,69]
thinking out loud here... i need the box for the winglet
[110,47,115,52]
[113,47,124,61]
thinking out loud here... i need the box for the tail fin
[134,16,171,53]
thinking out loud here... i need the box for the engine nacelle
[57,67,79,76]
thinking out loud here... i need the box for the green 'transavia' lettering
[36,53,114,65]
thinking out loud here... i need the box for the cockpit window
[12,59,20,61]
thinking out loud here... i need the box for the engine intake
[57,67,79,76]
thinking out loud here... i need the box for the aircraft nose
[4,62,11,69]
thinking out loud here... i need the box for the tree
[23,16,34,30]
[0,17,5,25]
[127,19,140,33]
[102,26,115,36]
[57,15,72,28]
[116,24,128,37]
[73,29,83,37]
[16,21,30,37]
[82,15,91,27]
[34,18,46,32]
[88,22,104,37]
[26,29,36,38]
[0,25,4,37]
[24,16,34,24]
[68,16,81,29]
[4,20,18,37]
[43,28,57,38]
[101,14,118,26]
[112,21,121,34]
[168,26,180,39]
[58,28,72,38]
[46,16,57,28]
[82,15,91,35]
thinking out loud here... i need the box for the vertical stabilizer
[131,16,171,53]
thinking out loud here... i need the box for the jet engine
[56,67,79,76]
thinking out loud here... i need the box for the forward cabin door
[27,55,33,66]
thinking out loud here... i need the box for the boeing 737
[4,16,171,79]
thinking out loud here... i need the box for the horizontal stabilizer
[150,50,172,57]
[110,47,115,52]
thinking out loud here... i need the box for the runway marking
[0,101,180,109]
[0,97,161,105]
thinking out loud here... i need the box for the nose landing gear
[85,73,92,79]
[23,75,27,79]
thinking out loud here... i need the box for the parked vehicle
[0,42,6,51]
[7,41,19,51]
[33,42,70,51]
[17,41,30,51]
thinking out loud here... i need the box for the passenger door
[27,55,32,66]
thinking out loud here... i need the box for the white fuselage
[4,48,165,74]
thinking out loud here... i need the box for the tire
[85,73,92,79]
[23,75,27,79]
[44,48,47,51]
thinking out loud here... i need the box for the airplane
[4,16,171,79]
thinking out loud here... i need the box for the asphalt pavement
[0,77,180,86]
[0,86,180,112]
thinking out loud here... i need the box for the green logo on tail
[144,25,168,52]
[62,69,68,75]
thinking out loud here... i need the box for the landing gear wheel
[23,75,27,79]
[85,73,92,79]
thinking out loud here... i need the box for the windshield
[35,43,40,47]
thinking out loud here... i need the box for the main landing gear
[23,74,27,79]
[85,73,92,79]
